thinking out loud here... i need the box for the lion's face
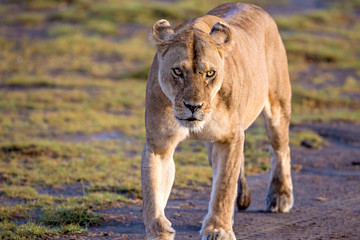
[158,34,224,130]
[152,20,232,131]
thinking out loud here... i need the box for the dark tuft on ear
[152,19,175,46]
[210,21,232,45]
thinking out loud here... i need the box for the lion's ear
[210,21,232,46]
[152,19,174,46]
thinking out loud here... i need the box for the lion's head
[152,19,233,131]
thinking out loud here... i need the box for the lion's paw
[147,216,175,240]
[201,228,236,240]
[265,191,293,213]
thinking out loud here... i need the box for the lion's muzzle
[183,101,204,114]
[174,101,209,131]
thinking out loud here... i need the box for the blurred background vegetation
[0,0,359,238]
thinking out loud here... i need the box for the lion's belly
[242,83,268,130]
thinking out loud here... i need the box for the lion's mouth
[175,114,206,131]
[175,116,200,122]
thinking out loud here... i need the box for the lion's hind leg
[236,154,251,211]
[262,93,293,213]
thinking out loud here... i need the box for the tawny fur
[141,3,293,240]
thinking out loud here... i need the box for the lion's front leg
[141,144,177,240]
[201,131,244,240]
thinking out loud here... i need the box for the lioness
[141,3,293,240]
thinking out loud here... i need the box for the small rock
[292,164,303,172]
[103,232,113,236]
[114,234,129,239]
[179,201,196,209]
[301,140,315,149]
[189,201,196,208]
[315,196,327,201]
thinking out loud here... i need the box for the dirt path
[60,123,360,240]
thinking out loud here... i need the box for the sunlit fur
[142,3,293,240]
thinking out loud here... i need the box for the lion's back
[208,2,290,127]
[207,3,275,34]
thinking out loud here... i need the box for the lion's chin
[176,117,206,132]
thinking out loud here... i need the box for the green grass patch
[0,5,7,15]
[329,0,360,10]
[6,13,46,26]
[49,6,88,23]
[82,192,131,207]
[0,221,86,239]
[244,125,270,174]
[47,24,79,37]
[89,1,192,25]
[3,74,57,88]
[0,221,53,240]
[283,33,358,69]
[25,0,60,10]
[39,206,102,228]
[175,165,212,188]
[292,85,358,109]
[276,9,360,71]
[342,76,360,92]
[0,139,145,196]
[0,185,40,200]
[275,10,355,31]
[0,206,13,222]
[0,141,78,158]
[86,20,118,35]
[0,78,146,138]
[291,108,360,124]
[290,130,327,149]
[291,83,360,123]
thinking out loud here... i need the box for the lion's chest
[189,110,239,142]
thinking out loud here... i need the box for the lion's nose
[183,101,203,113]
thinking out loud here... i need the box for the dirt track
[61,122,360,240]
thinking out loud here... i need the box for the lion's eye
[172,68,183,77]
[206,70,215,78]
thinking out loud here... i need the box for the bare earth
[59,122,360,240]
